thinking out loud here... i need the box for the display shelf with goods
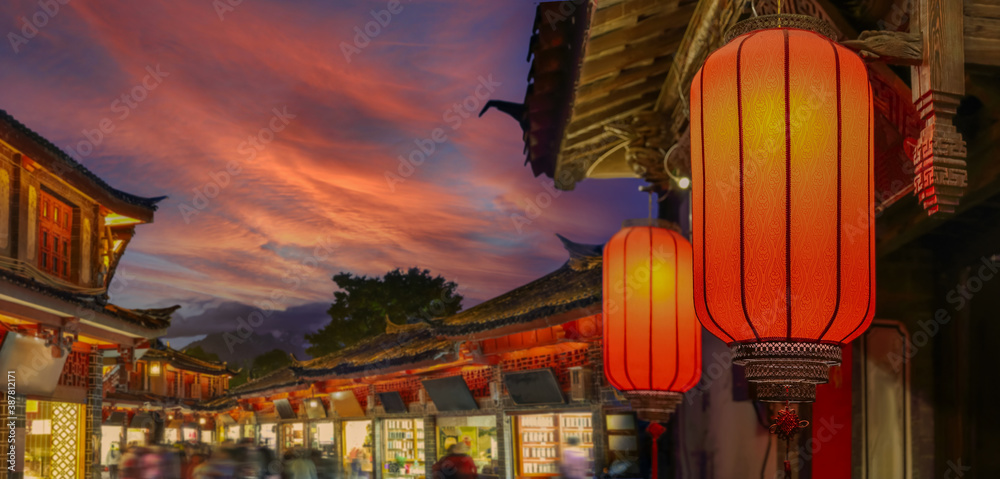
[383,418,426,478]
[514,413,595,478]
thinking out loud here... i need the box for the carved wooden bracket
[842,31,922,65]
[604,110,687,190]
[910,0,967,215]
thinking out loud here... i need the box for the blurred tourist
[431,443,477,479]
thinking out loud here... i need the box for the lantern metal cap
[732,342,842,403]
[623,391,683,423]
[724,14,839,43]
[622,218,681,232]
[753,383,817,403]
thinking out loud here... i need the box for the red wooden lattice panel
[351,385,369,410]
[462,367,493,398]
[57,350,89,388]
[375,377,422,405]
[500,346,589,391]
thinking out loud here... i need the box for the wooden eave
[552,0,701,187]
[0,111,162,222]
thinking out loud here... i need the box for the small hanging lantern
[603,219,701,422]
[690,14,874,402]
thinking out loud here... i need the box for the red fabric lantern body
[690,18,874,401]
[603,220,701,420]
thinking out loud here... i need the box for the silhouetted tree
[250,349,295,378]
[306,268,462,356]
[182,345,221,362]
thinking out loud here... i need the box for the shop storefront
[100,412,126,471]
[309,421,336,457]
[512,412,594,477]
[242,423,257,444]
[434,416,498,473]
[163,420,182,444]
[281,422,306,450]
[99,425,124,470]
[126,427,148,446]
[127,412,155,446]
[24,400,87,479]
[259,423,278,448]
[342,420,373,478]
[381,418,425,479]
[182,423,200,443]
[226,425,241,442]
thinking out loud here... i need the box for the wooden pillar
[911,0,967,215]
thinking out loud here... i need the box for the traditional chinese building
[199,239,635,479]
[485,0,1000,477]
[100,340,238,459]
[0,110,175,479]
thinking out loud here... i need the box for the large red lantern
[603,219,701,420]
[690,16,874,402]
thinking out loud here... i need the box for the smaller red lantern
[603,219,701,421]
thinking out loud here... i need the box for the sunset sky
[0,0,646,346]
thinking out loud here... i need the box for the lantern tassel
[769,388,808,479]
[647,422,666,479]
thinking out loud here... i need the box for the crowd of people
[108,438,337,479]
[107,437,595,479]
